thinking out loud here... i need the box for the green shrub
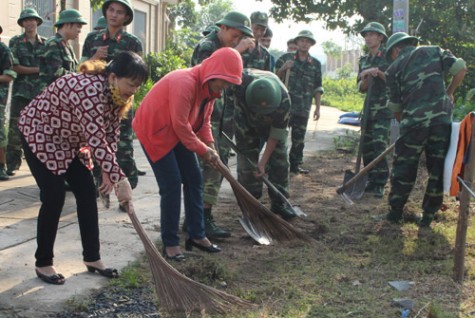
[453,88,475,121]
[145,49,187,83]
[132,48,188,111]
[133,78,154,112]
[321,76,365,112]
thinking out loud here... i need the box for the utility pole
[392,0,409,33]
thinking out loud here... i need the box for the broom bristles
[216,162,311,242]
[128,206,253,314]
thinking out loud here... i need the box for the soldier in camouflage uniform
[242,12,272,70]
[233,69,296,219]
[0,25,17,180]
[357,22,391,198]
[37,10,87,92]
[191,11,253,238]
[384,32,467,227]
[275,30,323,174]
[6,8,46,176]
[259,28,275,71]
[81,0,143,195]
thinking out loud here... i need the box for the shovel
[337,142,395,205]
[221,132,307,218]
[340,76,374,202]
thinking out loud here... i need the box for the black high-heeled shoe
[86,265,119,278]
[162,246,186,262]
[185,239,221,253]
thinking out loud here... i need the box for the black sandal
[162,246,186,262]
[86,265,119,278]
[35,269,65,285]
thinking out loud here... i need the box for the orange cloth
[450,112,475,196]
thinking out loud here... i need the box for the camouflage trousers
[289,114,309,167]
[6,96,30,168]
[0,103,6,148]
[93,109,138,189]
[235,124,289,205]
[362,118,391,186]
[201,98,234,206]
[388,123,451,214]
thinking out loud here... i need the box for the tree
[321,40,342,73]
[167,0,234,64]
[168,0,233,33]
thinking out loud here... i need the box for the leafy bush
[321,76,365,112]
[452,88,475,121]
[145,48,187,83]
[132,46,188,111]
[133,78,154,112]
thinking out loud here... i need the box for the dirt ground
[47,146,475,318]
[161,149,474,317]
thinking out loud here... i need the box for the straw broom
[126,203,253,314]
[215,161,311,242]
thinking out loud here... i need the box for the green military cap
[216,11,254,38]
[54,9,87,27]
[102,0,134,26]
[202,24,220,36]
[385,32,419,61]
[250,11,268,27]
[360,22,387,40]
[18,8,43,27]
[245,77,282,115]
[94,16,107,30]
[295,30,316,45]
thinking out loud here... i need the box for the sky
[231,0,352,62]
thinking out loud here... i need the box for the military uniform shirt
[190,31,222,67]
[357,46,391,120]
[385,46,465,135]
[81,28,143,62]
[38,33,78,92]
[241,45,272,71]
[0,43,16,105]
[9,33,46,100]
[275,51,323,118]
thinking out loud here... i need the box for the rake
[126,203,253,314]
[215,161,311,243]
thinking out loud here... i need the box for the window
[133,10,147,52]
[24,0,55,37]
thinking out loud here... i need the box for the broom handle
[284,69,290,88]
[221,132,292,205]
[337,142,395,194]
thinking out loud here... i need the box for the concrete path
[0,105,358,317]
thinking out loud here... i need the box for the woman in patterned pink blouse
[18,51,148,285]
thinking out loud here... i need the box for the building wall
[1,0,171,57]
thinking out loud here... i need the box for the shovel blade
[239,216,272,245]
[342,169,368,201]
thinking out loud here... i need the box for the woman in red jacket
[133,47,243,261]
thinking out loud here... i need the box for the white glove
[114,178,132,205]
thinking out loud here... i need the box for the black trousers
[22,137,100,267]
